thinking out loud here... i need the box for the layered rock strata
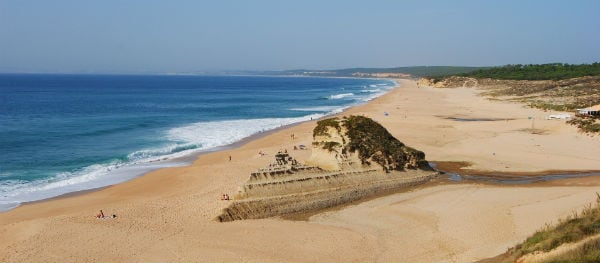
[216,116,438,222]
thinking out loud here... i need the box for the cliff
[216,116,437,222]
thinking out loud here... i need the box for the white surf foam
[0,114,326,212]
[290,106,343,112]
[167,115,323,150]
[358,81,396,102]
[329,93,354,100]
[361,88,382,93]
[0,160,186,212]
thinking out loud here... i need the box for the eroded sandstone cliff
[216,116,437,222]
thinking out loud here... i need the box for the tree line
[456,63,600,80]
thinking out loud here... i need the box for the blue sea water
[0,74,395,211]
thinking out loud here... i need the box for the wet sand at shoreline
[1,79,599,262]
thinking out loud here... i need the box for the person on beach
[96,210,104,218]
[229,155,231,161]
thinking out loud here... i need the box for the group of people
[221,194,230,200]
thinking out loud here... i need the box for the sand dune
[1,79,599,262]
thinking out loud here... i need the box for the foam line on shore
[0,79,398,212]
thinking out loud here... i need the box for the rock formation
[216,116,438,222]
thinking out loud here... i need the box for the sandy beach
[1,79,600,262]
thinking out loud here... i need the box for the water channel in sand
[430,162,600,184]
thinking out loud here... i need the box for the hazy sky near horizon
[1,0,599,73]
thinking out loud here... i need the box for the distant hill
[243,66,485,78]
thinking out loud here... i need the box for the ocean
[0,74,395,211]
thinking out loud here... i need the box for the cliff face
[216,116,437,222]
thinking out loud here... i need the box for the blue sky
[1,0,599,73]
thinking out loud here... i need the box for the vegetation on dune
[427,63,600,82]
[459,63,600,80]
[320,141,342,152]
[567,116,600,134]
[500,78,600,112]
[313,117,342,137]
[313,116,430,171]
[424,63,600,135]
[496,194,600,262]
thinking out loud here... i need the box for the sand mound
[217,116,438,222]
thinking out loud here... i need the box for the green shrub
[320,141,341,152]
[459,63,600,80]
[567,116,600,134]
[313,118,341,137]
[342,116,429,171]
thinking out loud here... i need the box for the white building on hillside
[576,104,600,116]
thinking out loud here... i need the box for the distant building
[576,104,600,116]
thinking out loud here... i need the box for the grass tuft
[504,193,600,262]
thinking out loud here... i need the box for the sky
[1,0,599,73]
